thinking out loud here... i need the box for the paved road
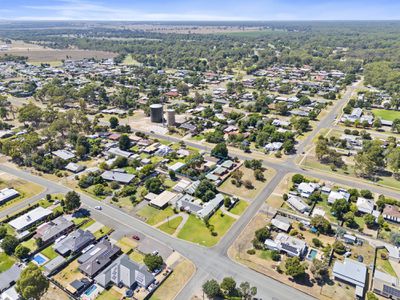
[1,79,393,300]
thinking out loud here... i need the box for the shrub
[247,249,256,255]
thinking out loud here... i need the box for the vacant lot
[137,206,176,226]
[219,166,275,200]
[158,216,183,235]
[1,40,116,64]
[178,211,235,247]
[150,258,196,300]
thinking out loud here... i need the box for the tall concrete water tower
[166,109,176,126]
[150,104,163,123]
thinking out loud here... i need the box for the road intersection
[1,79,397,300]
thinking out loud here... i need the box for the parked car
[95,206,102,210]
[132,235,140,241]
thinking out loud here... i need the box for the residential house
[78,239,121,277]
[95,254,155,289]
[271,215,292,232]
[172,180,191,193]
[0,265,21,293]
[9,206,53,233]
[101,170,135,184]
[52,149,75,160]
[373,270,400,300]
[0,188,19,205]
[197,193,224,219]
[356,197,375,214]
[149,191,178,209]
[53,229,95,256]
[287,195,310,213]
[65,162,85,173]
[383,205,400,223]
[35,216,74,244]
[332,258,367,298]
[107,147,133,159]
[343,234,357,245]
[328,190,350,204]
[264,142,283,152]
[265,233,308,257]
[297,182,319,198]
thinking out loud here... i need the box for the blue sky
[1,0,399,21]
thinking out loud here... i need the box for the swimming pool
[32,254,47,265]
[84,285,98,296]
[307,249,318,260]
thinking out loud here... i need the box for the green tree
[109,116,119,129]
[63,191,81,212]
[333,240,346,255]
[0,226,7,239]
[331,198,350,219]
[220,277,237,296]
[202,279,221,298]
[1,235,19,255]
[285,256,306,279]
[239,281,257,300]
[16,264,49,300]
[15,244,30,259]
[364,214,376,228]
[211,142,228,158]
[143,253,163,272]
[310,215,331,234]
[119,134,131,150]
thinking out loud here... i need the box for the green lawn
[158,216,183,235]
[93,226,112,239]
[178,211,235,247]
[96,288,122,300]
[41,246,58,260]
[372,109,400,121]
[129,250,145,264]
[0,253,16,272]
[258,249,276,260]
[376,249,397,277]
[80,219,96,229]
[230,200,249,216]
[137,206,176,226]
[21,238,38,252]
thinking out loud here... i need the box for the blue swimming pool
[32,254,47,265]
[84,285,98,296]
[307,249,318,260]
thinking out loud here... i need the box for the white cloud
[18,0,250,21]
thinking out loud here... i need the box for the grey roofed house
[43,255,66,276]
[52,149,75,160]
[107,147,133,159]
[65,162,85,173]
[35,216,74,244]
[101,170,135,184]
[175,194,203,214]
[95,254,155,289]
[0,188,19,205]
[287,195,309,213]
[271,215,292,232]
[185,180,200,195]
[78,239,121,277]
[53,229,95,256]
[197,193,224,219]
[332,258,367,298]
[180,122,197,132]
[0,264,22,292]
[8,206,53,233]
[373,270,400,300]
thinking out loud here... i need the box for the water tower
[150,104,163,123]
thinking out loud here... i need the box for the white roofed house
[149,190,178,209]
[0,188,19,205]
[356,197,375,214]
[9,206,53,233]
[265,233,308,258]
[297,182,319,198]
[287,195,310,213]
[332,258,367,298]
[328,190,350,204]
[52,149,75,160]
[101,170,135,184]
[65,162,85,173]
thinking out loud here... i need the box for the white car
[95,206,102,210]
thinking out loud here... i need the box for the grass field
[150,259,196,300]
[372,109,400,121]
[178,211,235,247]
[376,249,397,277]
[158,216,183,235]
[93,226,112,239]
[229,200,249,216]
[41,246,58,260]
[0,253,16,272]
[219,167,275,199]
[122,54,142,66]
[137,206,176,226]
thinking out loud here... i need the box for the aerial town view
[0,1,400,300]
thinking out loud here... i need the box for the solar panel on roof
[383,285,400,298]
